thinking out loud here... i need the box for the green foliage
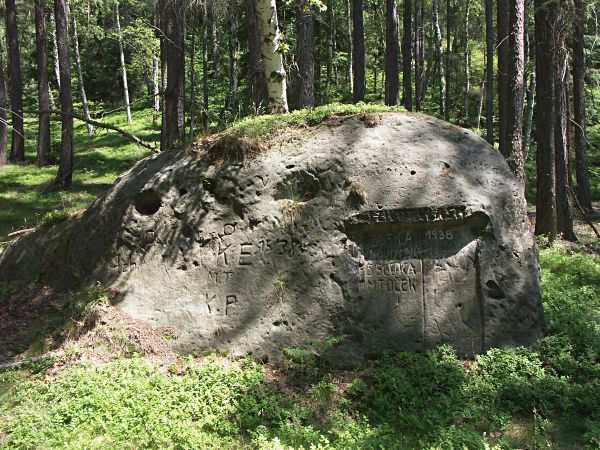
[225,103,405,139]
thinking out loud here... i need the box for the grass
[0,109,158,241]
[0,244,599,449]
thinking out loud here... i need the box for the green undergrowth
[1,245,599,449]
[223,102,406,140]
[0,109,158,241]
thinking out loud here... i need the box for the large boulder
[0,113,543,361]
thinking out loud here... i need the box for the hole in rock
[410,170,417,175]
[486,280,505,299]
[134,189,162,215]
[274,169,320,201]
[179,187,188,196]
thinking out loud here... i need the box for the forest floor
[1,107,600,449]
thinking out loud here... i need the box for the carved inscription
[347,206,470,226]
[203,293,238,316]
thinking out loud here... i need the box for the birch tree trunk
[115,0,132,124]
[257,0,289,113]
[5,0,25,162]
[72,14,93,136]
[384,0,399,106]
[53,0,74,190]
[50,12,60,89]
[463,0,471,123]
[35,0,52,165]
[152,55,160,125]
[432,0,446,117]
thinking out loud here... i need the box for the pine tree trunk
[72,14,93,136]
[573,0,593,211]
[158,0,168,151]
[52,0,74,190]
[152,55,160,125]
[227,3,240,114]
[463,0,471,123]
[555,24,576,241]
[189,8,197,137]
[384,0,399,106]
[5,0,25,162]
[402,0,413,110]
[164,0,186,146]
[296,0,315,107]
[432,0,446,116]
[346,0,353,95]
[0,47,7,166]
[497,0,510,157]
[257,0,289,113]
[485,0,494,144]
[414,0,424,111]
[444,0,451,121]
[507,0,526,183]
[115,0,132,124]
[534,0,557,238]
[522,70,535,162]
[351,0,365,102]
[246,0,268,110]
[35,0,51,165]
[202,2,209,130]
[50,12,60,89]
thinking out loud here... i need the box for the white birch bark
[256,0,289,113]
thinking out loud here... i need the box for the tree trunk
[202,1,209,130]
[50,12,60,90]
[189,7,197,137]
[246,0,268,110]
[0,47,7,166]
[257,0,289,113]
[415,0,424,111]
[296,0,315,108]
[115,0,132,124]
[72,14,93,136]
[432,0,446,116]
[158,0,168,151]
[463,0,471,123]
[534,0,557,238]
[152,55,160,125]
[402,0,413,110]
[573,0,593,211]
[522,69,535,162]
[346,0,353,95]
[227,3,240,114]
[444,0,451,121]
[351,0,365,102]
[507,0,526,183]
[5,0,25,162]
[555,20,576,241]
[384,0,399,106]
[497,0,510,157]
[485,0,494,144]
[164,0,186,146]
[35,0,52,165]
[52,0,74,190]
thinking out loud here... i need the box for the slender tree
[534,0,557,238]
[296,0,315,107]
[573,0,592,211]
[415,0,425,111]
[163,0,185,147]
[507,0,526,183]
[497,0,510,157]
[384,0,399,106]
[463,0,471,122]
[432,0,446,116]
[5,0,25,162]
[115,0,132,124]
[554,4,576,241]
[485,0,494,143]
[257,0,289,113]
[227,2,240,114]
[72,13,93,136]
[0,44,7,166]
[351,0,365,102]
[35,0,52,165]
[52,0,74,190]
[402,0,413,110]
[246,0,268,110]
